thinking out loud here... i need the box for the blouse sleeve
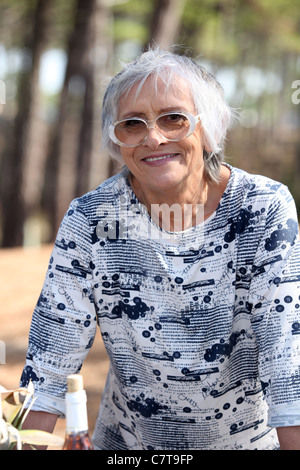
[20,199,97,417]
[248,185,300,427]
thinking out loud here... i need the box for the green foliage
[112,0,153,16]
[180,0,300,63]
[112,0,154,45]
[113,18,149,44]
[1,0,300,241]
[0,0,75,49]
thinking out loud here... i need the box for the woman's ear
[203,135,212,154]
[203,148,211,160]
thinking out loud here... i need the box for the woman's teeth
[144,153,177,162]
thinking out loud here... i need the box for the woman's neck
[129,171,208,232]
[128,164,231,232]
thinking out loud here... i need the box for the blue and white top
[21,164,300,450]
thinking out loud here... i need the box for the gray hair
[101,48,233,183]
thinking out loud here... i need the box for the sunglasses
[109,111,202,147]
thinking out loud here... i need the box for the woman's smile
[141,152,181,164]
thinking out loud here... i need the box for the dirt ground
[0,244,109,447]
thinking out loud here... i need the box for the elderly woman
[21,48,300,450]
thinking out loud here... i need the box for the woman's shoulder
[229,165,292,204]
[70,169,128,215]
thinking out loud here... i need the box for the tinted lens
[115,118,147,146]
[157,113,190,140]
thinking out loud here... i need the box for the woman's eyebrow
[119,111,148,119]
[119,107,188,120]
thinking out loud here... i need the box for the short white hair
[101,47,233,182]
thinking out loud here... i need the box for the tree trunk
[88,1,114,190]
[75,0,112,197]
[1,0,53,247]
[44,0,111,239]
[146,0,186,50]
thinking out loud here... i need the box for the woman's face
[117,74,205,197]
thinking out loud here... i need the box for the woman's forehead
[117,74,195,116]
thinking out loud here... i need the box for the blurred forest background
[1,0,300,248]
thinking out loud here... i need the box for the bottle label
[65,390,89,433]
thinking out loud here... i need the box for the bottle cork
[67,374,83,393]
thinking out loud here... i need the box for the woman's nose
[144,125,167,148]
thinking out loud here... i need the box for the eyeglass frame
[108,111,202,148]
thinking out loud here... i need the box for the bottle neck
[65,390,88,434]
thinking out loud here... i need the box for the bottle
[62,374,94,450]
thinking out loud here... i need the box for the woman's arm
[277,426,300,450]
[20,199,97,420]
[22,410,59,450]
[23,410,58,433]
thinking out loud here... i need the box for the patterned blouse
[21,164,300,450]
